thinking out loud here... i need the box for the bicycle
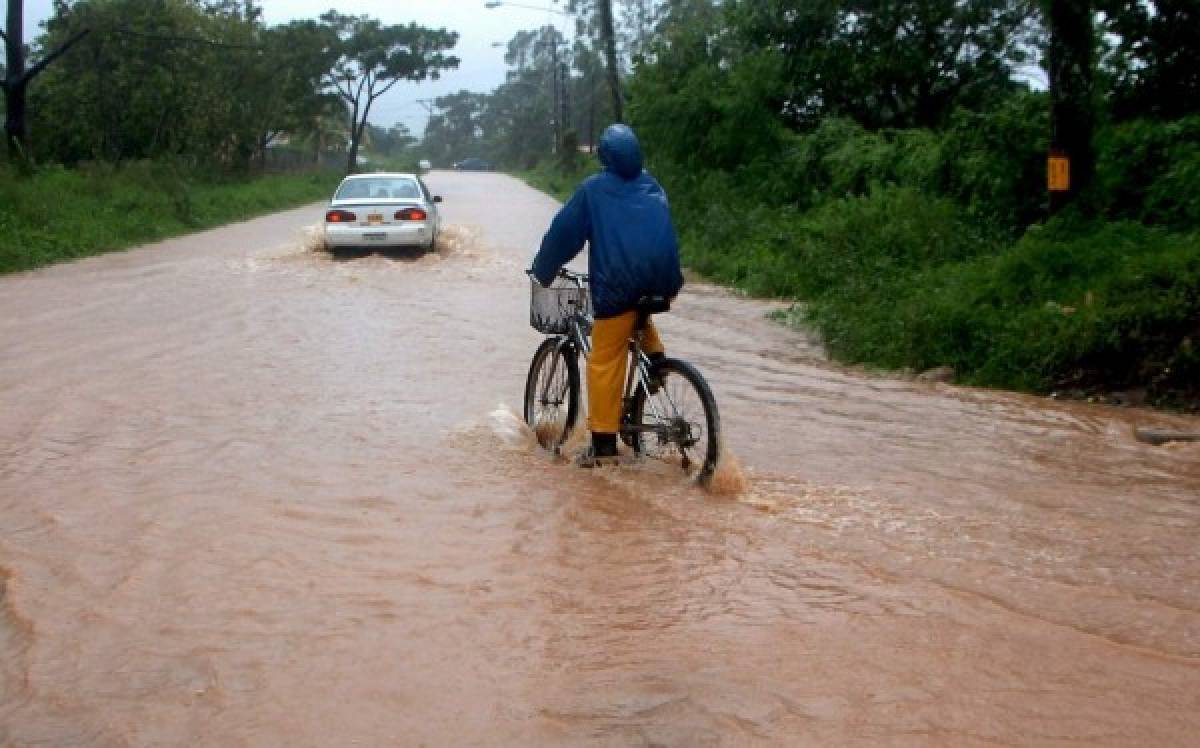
[523,268,721,483]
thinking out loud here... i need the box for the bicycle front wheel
[630,358,720,482]
[523,337,581,453]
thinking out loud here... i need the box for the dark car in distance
[454,158,492,171]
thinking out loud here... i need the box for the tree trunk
[346,132,361,175]
[346,95,375,175]
[345,100,361,174]
[597,0,623,123]
[1046,0,1096,213]
[551,41,561,154]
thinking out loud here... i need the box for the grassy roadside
[0,162,340,275]
[515,161,595,203]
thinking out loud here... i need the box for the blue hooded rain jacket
[532,125,684,319]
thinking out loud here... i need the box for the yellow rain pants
[588,310,665,434]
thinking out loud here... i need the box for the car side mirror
[433,196,443,203]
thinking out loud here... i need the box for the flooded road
[2,171,1198,746]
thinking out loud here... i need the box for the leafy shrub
[805,218,1200,400]
[940,91,1050,234]
[1094,115,1200,230]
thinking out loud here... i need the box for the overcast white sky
[15,0,570,134]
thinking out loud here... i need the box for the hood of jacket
[597,124,644,180]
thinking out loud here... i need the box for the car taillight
[395,208,428,221]
[326,209,356,223]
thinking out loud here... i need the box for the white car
[324,173,442,252]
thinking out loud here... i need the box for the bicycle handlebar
[526,267,589,285]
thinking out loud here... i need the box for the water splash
[561,420,592,458]
[433,224,482,259]
[706,444,749,498]
[301,223,329,255]
[486,405,540,451]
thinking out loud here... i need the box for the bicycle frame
[544,269,681,441]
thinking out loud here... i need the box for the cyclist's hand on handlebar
[557,267,590,283]
[526,267,548,288]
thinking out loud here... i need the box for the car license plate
[368,213,383,225]
[363,232,387,240]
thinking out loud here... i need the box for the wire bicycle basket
[529,275,591,335]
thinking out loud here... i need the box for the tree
[729,0,1037,130]
[457,26,566,168]
[366,122,417,158]
[569,40,612,149]
[1098,0,1200,119]
[251,20,340,166]
[320,11,459,174]
[628,0,784,169]
[568,0,627,122]
[421,89,487,165]
[597,0,623,121]
[32,0,270,165]
[2,0,90,163]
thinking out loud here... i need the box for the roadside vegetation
[651,111,1200,407]
[0,163,339,274]
[442,1,1199,409]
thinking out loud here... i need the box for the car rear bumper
[325,222,434,248]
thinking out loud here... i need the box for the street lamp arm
[485,1,570,16]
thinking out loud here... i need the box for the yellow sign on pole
[1048,153,1071,192]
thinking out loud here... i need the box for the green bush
[1094,115,1200,230]
[805,219,1200,400]
[939,91,1050,233]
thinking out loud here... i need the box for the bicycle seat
[635,296,671,315]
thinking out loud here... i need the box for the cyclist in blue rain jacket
[532,124,685,466]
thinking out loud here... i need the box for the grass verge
[0,161,340,275]
[515,160,596,203]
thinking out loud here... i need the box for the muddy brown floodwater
[1,171,1198,746]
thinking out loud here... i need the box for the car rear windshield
[336,178,422,201]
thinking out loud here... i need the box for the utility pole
[415,97,438,160]
[2,0,90,164]
[597,0,622,123]
[550,38,561,153]
[1045,0,1095,213]
[588,63,596,151]
[560,60,570,137]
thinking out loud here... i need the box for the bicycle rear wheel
[630,358,720,482]
[524,337,581,452]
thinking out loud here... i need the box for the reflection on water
[1,175,1198,745]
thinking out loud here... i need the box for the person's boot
[576,432,620,467]
[646,352,667,394]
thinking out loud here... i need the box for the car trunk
[332,201,425,227]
